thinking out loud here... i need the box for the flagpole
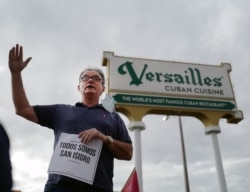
[178,116,190,192]
[163,116,190,192]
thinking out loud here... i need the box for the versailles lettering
[118,61,148,86]
[118,61,223,87]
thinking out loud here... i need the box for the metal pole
[205,126,228,192]
[128,121,145,192]
[134,128,143,192]
[178,116,190,192]
[210,132,228,192]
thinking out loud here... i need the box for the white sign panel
[48,133,103,184]
[103,52,235,100]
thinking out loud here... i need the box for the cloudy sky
[1,0,250,191]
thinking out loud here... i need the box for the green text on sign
[113,94,235,111]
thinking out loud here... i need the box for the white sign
[48,133,103,184]
[103,52,235,100]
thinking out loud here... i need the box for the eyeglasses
[80,75,102,82]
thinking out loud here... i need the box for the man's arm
[9,44,38,123]
[78,128,133,160]
[106,138,133,160]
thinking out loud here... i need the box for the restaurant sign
[102,52,239,112]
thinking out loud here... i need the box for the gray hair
[79,66,105,86]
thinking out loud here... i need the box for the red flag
[121,167,140,192]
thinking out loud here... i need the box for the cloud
[1,0,250,191]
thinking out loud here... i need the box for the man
[0,123,12,192]
[8,44,133,192]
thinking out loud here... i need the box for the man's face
[78,70,105,97]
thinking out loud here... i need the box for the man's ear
[102,86,105,93]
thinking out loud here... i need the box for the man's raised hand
[9,44,32,73]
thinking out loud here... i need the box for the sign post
[102,52,243,191]
[128,121,145,192]
[210,128,228,192]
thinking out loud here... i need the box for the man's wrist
[106,136,114,145]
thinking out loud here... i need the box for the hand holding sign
[78,128,107,144]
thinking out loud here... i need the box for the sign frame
[102,52,243,125]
